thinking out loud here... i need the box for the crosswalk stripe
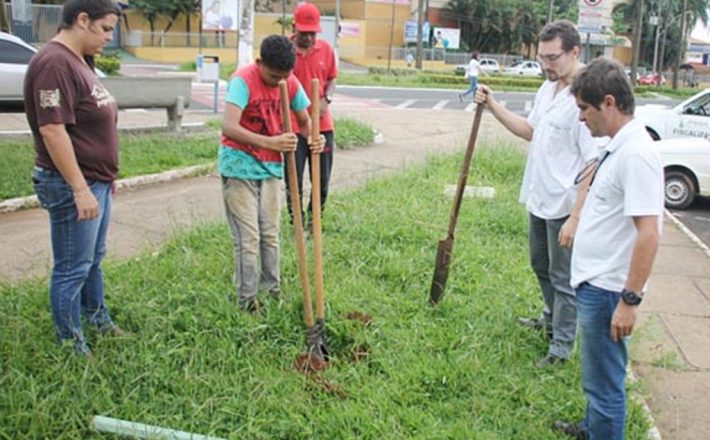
[432,100,448,110]
[395,99,416,109]
[464,103,476,112]
[524,100,532,112]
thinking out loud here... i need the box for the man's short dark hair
[260,35,296,71]
[571,58,635,115]
[539,20,581,52]
[59,0,120,30]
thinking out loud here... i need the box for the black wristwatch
[324,95,332,104]
[621,288,643,306]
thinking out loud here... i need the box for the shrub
[367,66,419,76]
[95,55,120,76]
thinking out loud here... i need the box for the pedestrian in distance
[24,0,126,357]
[474,20,602,368]
[285,2,338,230]
[219,34,324,313]
[458,51,488,102]
[553,58,664,440]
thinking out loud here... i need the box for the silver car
[0,32,37,107]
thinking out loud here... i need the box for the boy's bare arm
[222,103,297,152]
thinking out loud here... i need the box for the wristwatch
[324,95,332,104]
[621,288,643,306]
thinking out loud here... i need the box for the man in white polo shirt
[552,58,664,440]
[475,20,599,367]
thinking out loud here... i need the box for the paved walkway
[1,104,709,439]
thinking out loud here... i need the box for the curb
[664,208,710,259]
[0,164,215,214]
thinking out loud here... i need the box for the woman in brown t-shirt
[24,0,126,357]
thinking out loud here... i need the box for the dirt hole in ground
[345,311,372,326]
[294,352,329,373]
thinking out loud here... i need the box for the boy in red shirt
[285,2,338,228]
[220,35,323,312]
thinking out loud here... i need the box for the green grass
[0,131,219,200]
[334,117,374,149]
[0,145,650,438]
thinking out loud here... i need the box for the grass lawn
[0,131,218,200]
[0,117,374,201]
[0,145,650,438]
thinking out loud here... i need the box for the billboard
[432,27,460,50]
[403,21,431,44]
[202,0,239,31]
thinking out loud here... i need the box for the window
[683,93,710,117]
[0,40,35,64]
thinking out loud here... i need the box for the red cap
[294,3,321,33]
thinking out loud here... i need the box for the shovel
[279,81,326,365]
[429,103,485,305]
[309,79,330,360]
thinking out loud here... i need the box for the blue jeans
[33,167,115,353]
[576,282,628,440]
[461,76,479,98]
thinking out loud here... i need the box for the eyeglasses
[574,151,611,187]
[537,51,566,63]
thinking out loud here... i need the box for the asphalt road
[669,196,710,247]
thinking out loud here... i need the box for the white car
[656,138,710,209]
[636,89,710,141]
[454,58,500,76]
[0,31,37,107]
[503,60,542,76]
[479,58,500,73]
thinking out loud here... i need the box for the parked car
[656,137,710,209]
[0,31,37,107]
[454,58,501,76]
[636,89,710,141]
[503,60,542,76]
[638,72,666,85]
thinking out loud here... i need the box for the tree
[130,0,199,44]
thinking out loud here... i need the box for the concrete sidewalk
[1,105,709,439]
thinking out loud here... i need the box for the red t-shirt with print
[291,38,338,133]
[24,41,119,182]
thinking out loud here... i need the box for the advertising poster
[202,0,239,31]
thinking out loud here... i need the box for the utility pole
[630,0,644,87]
[237,0,255,68]
[386,0,396,73]
[415,0,424,69]
[672,0,688,89]
[546,0,554,23]
[335,0,340,53]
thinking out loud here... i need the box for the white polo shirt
[523,80,601,219]
[571,119,664,291]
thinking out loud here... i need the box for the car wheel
[664,170,696,210]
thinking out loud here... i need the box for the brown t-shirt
[24,41,119,182]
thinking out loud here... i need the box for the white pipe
[92,415,226,440]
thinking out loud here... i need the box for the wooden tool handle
[310,79,325,320]
[279,81,314,328]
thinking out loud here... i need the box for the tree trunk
[0,0,9,33]
[630,0,644,87]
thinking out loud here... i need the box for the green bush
[419,73,544,89]
[95,55,120,76]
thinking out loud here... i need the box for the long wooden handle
[447,104,484,238]
[279,81,314,328]
[310,79,325,321]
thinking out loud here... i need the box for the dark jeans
[284,131,334,222]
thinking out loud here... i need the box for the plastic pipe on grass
[92,415,226,440]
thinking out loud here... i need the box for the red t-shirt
[291,38,338,132]
[220,63,303,165]
[24,41,119,182]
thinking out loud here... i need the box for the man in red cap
[285,2,338,229]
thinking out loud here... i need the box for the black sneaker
[551,420,588,440]
[458,94,463,102]
[239,298,261,314]
[518,316,544,330]
[536,353,567,369]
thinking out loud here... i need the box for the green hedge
[419,73,544,89]
[367,66,419,76]
[96,55,120,76]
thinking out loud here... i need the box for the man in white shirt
[475,21,599,367]
[552,58,664,440]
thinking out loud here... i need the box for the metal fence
[4,3,61,45]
